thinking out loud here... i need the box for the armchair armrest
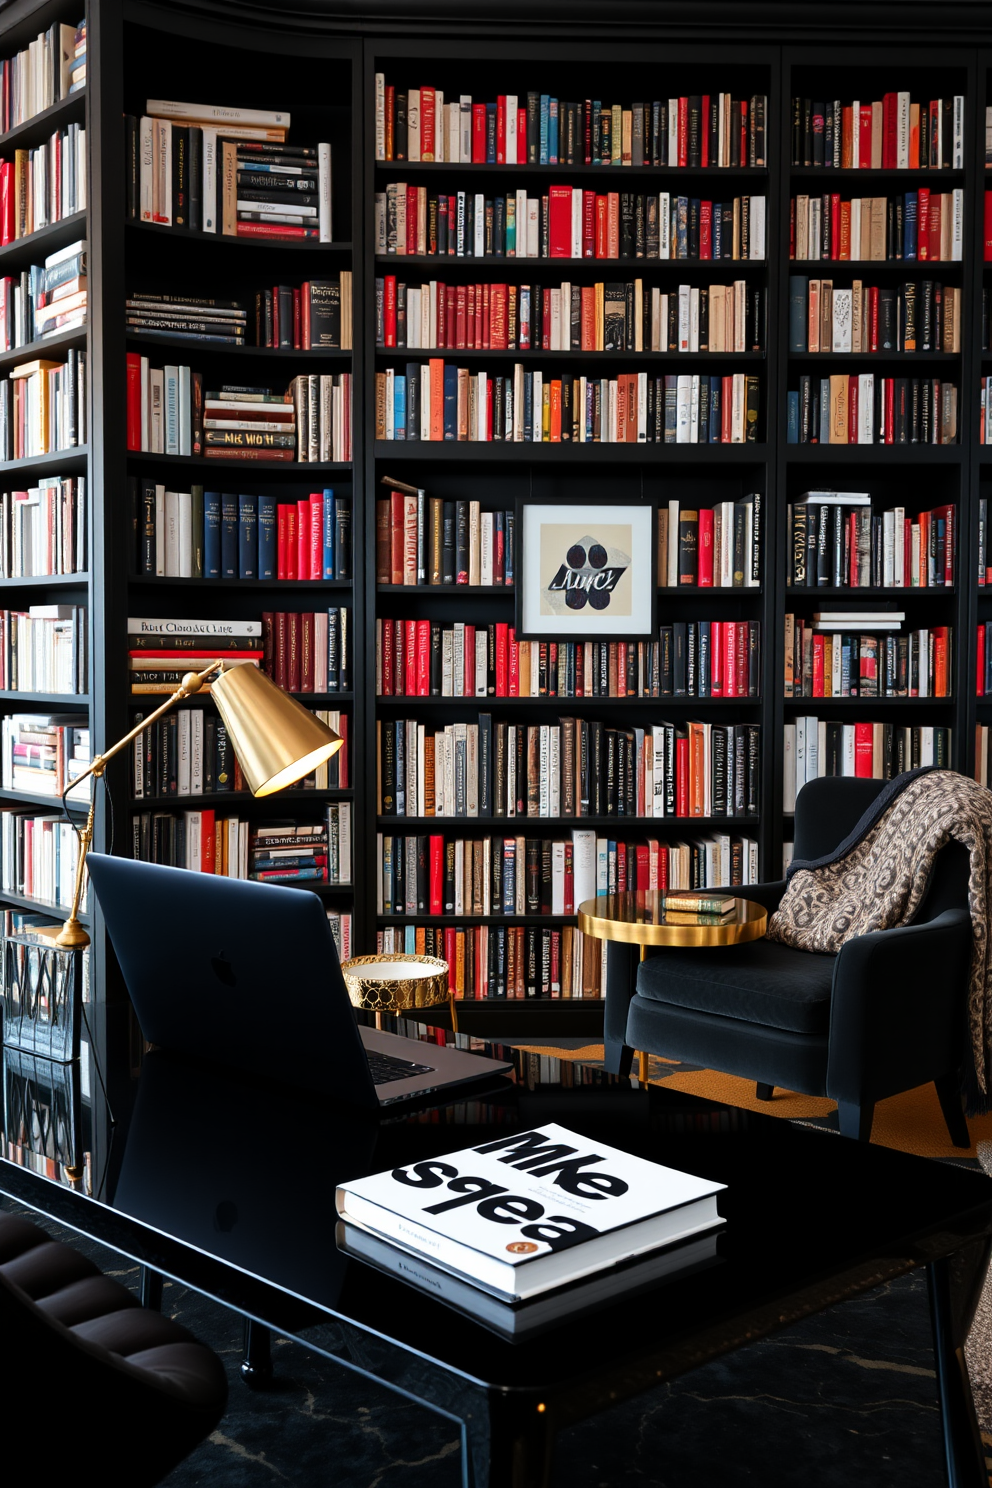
[826,909,972,1107]
[713,880,788,915]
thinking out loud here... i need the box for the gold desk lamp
[40,660,343,951]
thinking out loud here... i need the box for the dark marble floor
[6,1196,975,1488]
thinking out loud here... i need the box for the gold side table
[339,954,457,1032]
[578,893,768,1083]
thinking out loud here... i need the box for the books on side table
[335,1123,724,1335]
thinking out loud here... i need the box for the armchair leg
[240,1319,273,1389]
[836,1101,875,1141]
[756,1083,775,1101]
[935,1074,972,1151]
[603,1040,634,1078]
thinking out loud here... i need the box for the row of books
[374,185,766,261]
[126,612,350,695]
[377,622,762,701]
[786,374,957,444]
[790,95,963,170]
[790,191,963,263]
[0,476,86,579]
[0,239,87,351]
[0,351,86,460]
[375,277,762,354]
[1,714,90,800]
[377,823,759,921]
[0,124,86,245]
[783,720,952,810]
[126,101,333,241]
[787,278,961,355]
[376,487,514,587]
[374,365,760,443]
[785,618,952,698]
[131,707,348,799]
[131,481,351,581]
[131,808,351,883]
[0,605,86,695]
[253,277,353,350]
[124,364,354,463]
[661,498,761,588]
[787,496,954,589]
[0,20,84,133]
[373,83,768,169]
[378,718,761,820]
[377,925,609,1000]
[0,807,83,910]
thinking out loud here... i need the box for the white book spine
[318,143,333,242]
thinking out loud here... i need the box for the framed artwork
[515,503,656,640]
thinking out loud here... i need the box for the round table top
[577,893,768,947]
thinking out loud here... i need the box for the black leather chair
[0,1209,228,1484]
[603,776,975,1145]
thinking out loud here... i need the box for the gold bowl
[339,953,450,1015]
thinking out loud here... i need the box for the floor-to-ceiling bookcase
[3,0,992,1068]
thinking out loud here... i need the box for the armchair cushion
[636,939,837,1035]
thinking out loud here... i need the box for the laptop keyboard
[367,1050,435,1085]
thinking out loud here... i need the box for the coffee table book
[333,1123,725,1303]
[336,1220,720,1338]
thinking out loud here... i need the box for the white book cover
[596,837,609,894]
[190,709,203,795]
[750,197,765,259]
[177,708,191,794]
[505,95,518,164]
[164,489,180,576]
[336,1124,724,1303]
[460,97,472,162]
[147,99,290,128]
[408,90,421,161]
[571,829,597,907]
[139,117,154,221]
[178,489,192,578]
[551,840,566,915]
[318,143,333,243]
[127,618,262,636]
[154,485,165,576]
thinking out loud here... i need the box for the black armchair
[0,1209,228,1484]
[603,776,975,1145]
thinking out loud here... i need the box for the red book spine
[420,87,436,161]
[437,281,447,348]
[292,289,301,348]
[464,625,475,696]
[854,721,874,777]
[884,378,894,444]
[905,517,913,589]
[928,192,942,262]
[595,196,607,258]
[830,193,841,260]
[429,835,443,914]
[495,622,509,696]
[472,104,487,162]
[697,507,714,586]
[274,610,288,687]
[508,628,519,696]
[518,107,527,168]
[384,275,397,346]
[200,810,216,874]
[700,96,710,167]
[415,619,430,695]
[126,353,142,449]
[381,618,394,694]
[918,188,930,260]
[883,92,897,169]
[979,624,986,697]
[723,621,736,697]
[858,104,872,167]
[736,623,747,696]
[709,622,722,696]
[847,377,859,444]
[310,493,322,580]
[296,499,309,577]
[812,635,825,697]
[301,283,310,349]
[284,505,298,580]
[496,96,506,163]
[677,96,688,167]
[288,612,303,692]
[0,161,13,245]
[456,284,467,348]
[985,192,992,262]
[699,200,712,261]
[675,735,689,816]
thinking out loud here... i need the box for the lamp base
[52,921,90,950]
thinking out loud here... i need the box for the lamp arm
[49,660,226,951]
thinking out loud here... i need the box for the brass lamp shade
[210,664,342,796]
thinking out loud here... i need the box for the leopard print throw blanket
[766,769,992,1107]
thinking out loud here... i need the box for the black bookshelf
[4,1,992,1055]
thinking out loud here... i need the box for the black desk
[1,1043,991,1488]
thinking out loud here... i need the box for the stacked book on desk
[126,294,247,345]
[336,1124,724,1338]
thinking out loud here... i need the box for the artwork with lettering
[516,503,655,638]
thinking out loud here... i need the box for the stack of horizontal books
[126,293,247,346]
[127,616,262,695]
[336,1123,725,1338]
[659,891,738,923]
[205,386,295,462]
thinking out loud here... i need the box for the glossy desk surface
[2,1040,991,1400]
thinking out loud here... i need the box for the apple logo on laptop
[211,951,237,987]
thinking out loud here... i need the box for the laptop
[86,854,512,1109]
